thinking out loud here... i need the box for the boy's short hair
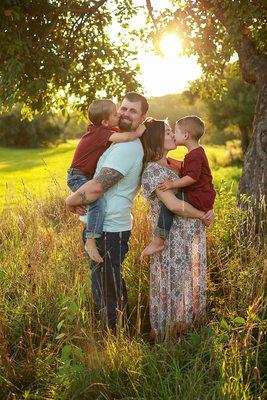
[88,99,115,126]
[122,92,149,114]
[176,115,205,141]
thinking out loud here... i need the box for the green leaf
[57,320,65,331]
[79,289,86,303]
[0,270,6,283]
[219,319,231,331]
[61,344,72,360]
[188,332,202,346]
[55,332,66,340]
[233,317,246,326]
[69,301,78,313]
[249,313,260,322]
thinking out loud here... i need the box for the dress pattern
[142,162,207,337]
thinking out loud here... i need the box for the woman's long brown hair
[140,118,165,172]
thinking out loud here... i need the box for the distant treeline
[0,106,86,148]
[148,78,257,150]
[0,74,256,148]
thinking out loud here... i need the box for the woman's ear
[101,119,109,127]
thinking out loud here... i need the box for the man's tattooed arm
[94,168,124,191]
[79,191,88,205]
[66,168,123,212]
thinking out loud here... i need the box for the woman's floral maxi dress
[142,162,207,337]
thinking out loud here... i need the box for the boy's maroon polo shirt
[180,147,216,212]
[70,124,117,175]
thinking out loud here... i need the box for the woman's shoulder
[142,162,165,179]
[141,162,163,196]
[143,161,165,173]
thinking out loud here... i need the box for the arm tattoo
[79,191,88,205]
[94,168,124,191]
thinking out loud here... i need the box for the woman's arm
[155,188,205,220]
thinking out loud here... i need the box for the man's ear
[141,113,147,123]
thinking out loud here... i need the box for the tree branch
[33,0,107,52]
[237,34,267,84]
[199,1,267,84]
[23,0,107,17]
[63,0,108,15]
[251,0,267,17]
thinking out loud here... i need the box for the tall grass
[0,182,266,399]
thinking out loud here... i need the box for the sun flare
[160,34,183,57]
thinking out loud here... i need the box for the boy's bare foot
[85,238,103,263]
[141,238,164,257]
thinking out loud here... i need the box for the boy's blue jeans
[154,190,189,239]
[67,168,105,239]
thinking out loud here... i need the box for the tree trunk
[238,76,267,204]
[237,35,267,205]
[239,126,251,154]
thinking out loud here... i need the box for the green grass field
[0,141,242,210]
[1,141,266,399]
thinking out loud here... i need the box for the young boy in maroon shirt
[67,99,145,262]
[142,115,216,256]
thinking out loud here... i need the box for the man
[66,92,148,334]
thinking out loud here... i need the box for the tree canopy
[197,65,257,151]
[147,0,267,202]
[148,0,266,91]
[0,0,139,115]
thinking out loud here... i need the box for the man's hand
[66,204,87,216]
[135,123,146,137]
[158,179,174,191]
[201,209,215,226]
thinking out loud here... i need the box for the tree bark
[239,126,251,154]
[238,75,267,204]
[237,36,267,205]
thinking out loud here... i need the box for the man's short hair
[88,99,115,126]
[176,115,205,140]
[122,92,149,115]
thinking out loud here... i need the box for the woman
[141,118,213,339]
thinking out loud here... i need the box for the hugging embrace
[66,92,215,340]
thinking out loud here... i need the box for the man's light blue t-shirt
[94,139,144,232]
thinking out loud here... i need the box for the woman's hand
[155,188,205,220]
[201,209,215,226]
[158,179,174,191]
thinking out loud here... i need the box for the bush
[0,108,62,147]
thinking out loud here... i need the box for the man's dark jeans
[83,229,131,334]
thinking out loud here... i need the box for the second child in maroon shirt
[142,115,216,257]
[180,146,216,212]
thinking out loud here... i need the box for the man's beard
[118,116,133,131]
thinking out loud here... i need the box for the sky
[131,0,202,97]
